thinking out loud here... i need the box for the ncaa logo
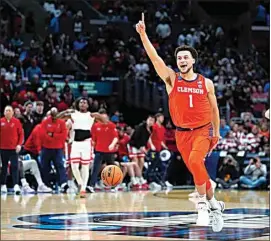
[13,209,269,240]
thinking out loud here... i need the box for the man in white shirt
[240,157,267,189]
[156,19,171,39]
[5,65,16,82]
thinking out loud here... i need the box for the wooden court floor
[1,189,270,240]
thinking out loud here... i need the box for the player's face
[79,99,89,112]
[176,51,195,74]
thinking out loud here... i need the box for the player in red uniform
[136,13,224,232]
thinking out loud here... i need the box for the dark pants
[216,178,240,189]
[40,148,67,186]
[146,151,162,183]
[90,152,115,187]
[0,149,19,186]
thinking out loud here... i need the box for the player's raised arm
[56,109,75,120]
[136,13,175,88]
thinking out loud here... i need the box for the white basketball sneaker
[1,185,7,194]
[210,201,225,232]
[13,184,21,195]
[196,201,210,226]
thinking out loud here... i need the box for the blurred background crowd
[0,0,269,192]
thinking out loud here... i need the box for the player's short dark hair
[75,97,90,111]
[174,45,198,62]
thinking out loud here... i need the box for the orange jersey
[168,73,211,128]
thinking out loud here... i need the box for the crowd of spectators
[90,0,193,24]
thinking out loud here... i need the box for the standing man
[147,113,167,185]
[89,109,119,192]
[21,101,35,142]
[39,107,68,193]
[128,115,155,188]
[136,13,224,231]
[33,101,45,124]
[0,106,24,194]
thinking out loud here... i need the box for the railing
[3,0,25,32]
[123,74,168,115]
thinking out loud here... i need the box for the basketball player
[136,13,224,232]
[57,97,107,198]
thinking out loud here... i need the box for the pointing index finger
[142,12,144,22]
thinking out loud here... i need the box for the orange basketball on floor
[101,165,123,187]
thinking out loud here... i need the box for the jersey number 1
[189,95,193,108]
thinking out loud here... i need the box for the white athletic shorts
[69,139,94,165]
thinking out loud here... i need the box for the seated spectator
[5,65,16,82]
[111,110,120,123]
[23,123,42,160]
[19,154,52,193]
[251,85,269,118]
[240,157,267,189]
[246,125,261,152]
[26,59,42,81]
[220,118,230,138]
[217,131,238,152]
[216,155,239,189]
[156,18,171,40]
[10,33,23,47]
[116,127,141,189]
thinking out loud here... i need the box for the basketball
[101,165,123,187]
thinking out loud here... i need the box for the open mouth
[180,64,187,68]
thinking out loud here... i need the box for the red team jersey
[168,73,211,128]
[150,123,166,152]
[92,122,118,153]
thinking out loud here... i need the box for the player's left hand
[208,136,221,156]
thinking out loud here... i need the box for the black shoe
[61,183,69,193]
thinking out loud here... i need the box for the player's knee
[189,157,200,173]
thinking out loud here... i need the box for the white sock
[71,163,83,189]
[198,194,207,203]
[80,164,90,191]
[208,196,220,209]
[35,176,44,187]
[21,178,28,187]
[131,176,138,185]
[138,176,146,184]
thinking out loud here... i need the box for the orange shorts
[175,123,212,185]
